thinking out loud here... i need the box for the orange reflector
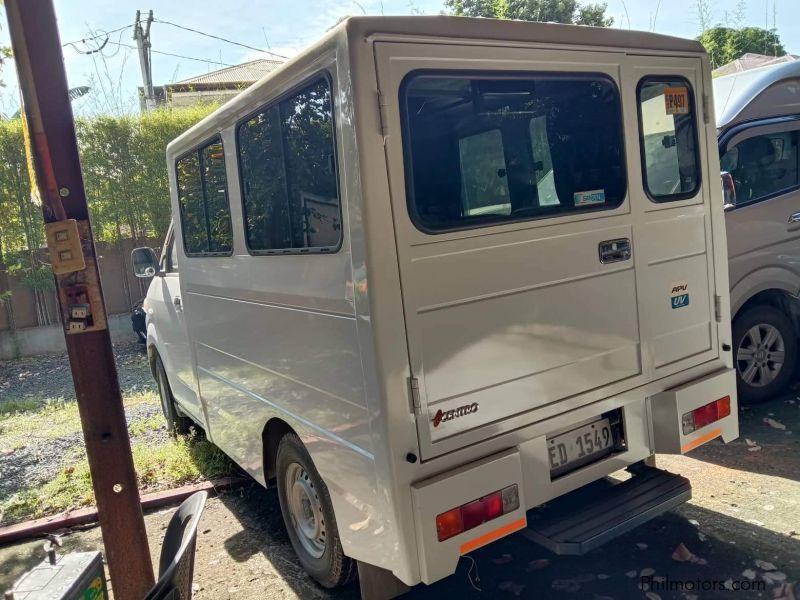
[459,518,527,554]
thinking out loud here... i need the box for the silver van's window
[721,130,799,205]
[176,137,233,256]
[238,77,341,253]
[401,73,627,232]
[637,77,700,202]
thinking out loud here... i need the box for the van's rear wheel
[155,355,193,436]
[276,433,356,588]
[733,305,797,404]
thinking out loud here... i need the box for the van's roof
[341,15,704,53]
[714,60,800,130]
[168,16,705,157]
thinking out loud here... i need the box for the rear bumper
[408,368,737,584]
[651,367,738,454]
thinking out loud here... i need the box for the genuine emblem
[432,403,479,427]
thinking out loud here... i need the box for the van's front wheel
[276,433,356,588]
[733,305,797,404]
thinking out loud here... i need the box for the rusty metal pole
[4,2,155,598]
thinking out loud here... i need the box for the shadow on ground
[689,388,800,482]
[210,480,800,600]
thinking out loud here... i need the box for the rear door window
[401,73,627,232]
[721,130,799,205]
[637,77,701,202]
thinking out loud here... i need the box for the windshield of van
[400,73,627,232]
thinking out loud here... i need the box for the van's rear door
[374,43,718,459]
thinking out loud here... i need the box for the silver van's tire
[733,306,797,404]
[275,433,356,588]
[155,355,193,436]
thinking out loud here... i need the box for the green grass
[128,414,164,437]
[0,398,45,416]
[0,432,234,524]
[0,399,79,447]
[0,388,234,525]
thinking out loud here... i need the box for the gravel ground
[0,342,153,403]
[0,343,163,503]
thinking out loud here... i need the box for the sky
[0,0,798,116]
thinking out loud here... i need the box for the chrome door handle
[599,238,632,264]
[173,296,182,309]
[788,212,800,223]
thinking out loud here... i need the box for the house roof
[170,59,283,89]
[713,53,798,77]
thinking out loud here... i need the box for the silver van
[715,61,800,403]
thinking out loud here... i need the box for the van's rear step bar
[521,466,690,555]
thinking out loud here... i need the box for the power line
[63,37,235,68]
[113,41,235,67]
[61,24,132,48]
[153,18,288,60]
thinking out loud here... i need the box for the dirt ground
[2,392,799,599]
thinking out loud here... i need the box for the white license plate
[548,418,614,475]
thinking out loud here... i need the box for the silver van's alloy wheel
[285,462,327,559]
[736,323,785,387]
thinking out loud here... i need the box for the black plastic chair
[143,490,208,600]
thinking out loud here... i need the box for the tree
[698,26,786,69]
[446,0,613,26]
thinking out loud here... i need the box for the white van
[715,61,800,403]
[133,16,739,597]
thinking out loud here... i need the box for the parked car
[715,61,800,403]
[132,16,738,597]
[131,299,147,346]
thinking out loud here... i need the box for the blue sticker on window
[574,189,606,206]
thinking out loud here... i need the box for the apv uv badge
[670,281,690,309]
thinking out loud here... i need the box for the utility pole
[133,9,155,111]
[3,2,155,599]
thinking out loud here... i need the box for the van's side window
[238,77,341,253]
[176,137,233,256]
[401,73,627,232]
[720,130,799,206]
[637,77,700,202]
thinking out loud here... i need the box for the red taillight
[436,485,519,542]
[682,396,731,434]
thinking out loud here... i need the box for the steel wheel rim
[285,462,326,559]
[736,323,785,387]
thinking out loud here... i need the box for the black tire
[154,355,193,436]
[275,433,356,588]
[733,305,797,404]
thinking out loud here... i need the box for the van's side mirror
[132,247,160,278]
[721,171,736,211]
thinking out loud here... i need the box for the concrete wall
[0,313,138,360]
